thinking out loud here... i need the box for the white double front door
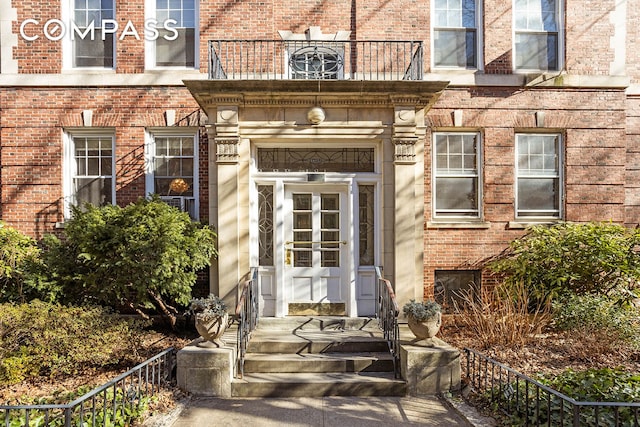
[283,185,349,309]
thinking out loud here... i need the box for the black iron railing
[209,40,423,81]
[0,348,175,427]
[235,267,259,379]
[375,266,401,379]
[465,348,640,426]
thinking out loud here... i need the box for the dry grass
[451,282,552,350]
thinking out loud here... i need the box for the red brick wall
[0,87,206,238]
[2,0,636,299]
[10,1,628,75]
[424,86,628,296]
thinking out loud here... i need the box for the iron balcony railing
[209,40,423,81]
[1,348,175,427]
[465,348,640,426]
[375,266,401,379]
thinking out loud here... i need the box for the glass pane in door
[320,193,340,267]
[293,193,312,266]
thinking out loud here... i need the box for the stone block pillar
[177,343,234,397]
[400,337,461,396]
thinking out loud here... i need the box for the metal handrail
[235,267,259,379]
[465,348,640,426]
[0,348,175,427]
[374,266,401,379]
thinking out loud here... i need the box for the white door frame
[249,173,382,317]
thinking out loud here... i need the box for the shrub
[0,223,42,303]
[487,222,640,304]
[552,292,640,348]
[37,196,217,327]
[0,301,148,385]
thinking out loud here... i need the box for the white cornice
[427,72,630,89]
[0,71,208,87]
[0,71,630,90]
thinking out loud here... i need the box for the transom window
[72,0,115,68]
[515,133,562,218]
[257,148,374,173]
[514,0,561,71]
[433,0,479,68]
[433,132,481,218]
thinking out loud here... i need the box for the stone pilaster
[392,106,424,312]
[211,107,241,308]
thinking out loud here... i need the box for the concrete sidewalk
[165,395,481,427]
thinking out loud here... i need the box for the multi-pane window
[515,134,562,218]
[73,0,114,68]
[433,132,481,218]
[154,0,196,67]
[68,135,115,213]
[433,0,478,68]
[514,0,561,71]
[147,134,198,219]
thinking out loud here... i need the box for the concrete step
[247,329,389,354]
[256,316,379,331]
[231,372,407,397]
[243,352,395,373]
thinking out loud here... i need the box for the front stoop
[232,317,405,398]
[176,317,461,398]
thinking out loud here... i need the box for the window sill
[55,222,67,229]
[508,220,561,230]
[427,221,490,229]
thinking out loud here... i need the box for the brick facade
[1,0,639,300]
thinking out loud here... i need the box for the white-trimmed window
[146,131,199,219]
[433,0,480,69]
[514,0,562,71]
[146,0,198,68]
[433,132,481,218]
[68,0,115,68]
[287,44,344,79]
[515,133,562,219]
[64,132,116,217]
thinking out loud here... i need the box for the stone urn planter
[403,299,442,340]
[188,294,229,347]
[194,312,229,347]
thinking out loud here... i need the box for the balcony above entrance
[208,39,426,81]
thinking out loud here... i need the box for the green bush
[487,222,640,304]
[552,292,640,348]
[37,196,217,326]
[0,301,147,385]
[0,223,42,303]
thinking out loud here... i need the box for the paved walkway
[167,396,475,427]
